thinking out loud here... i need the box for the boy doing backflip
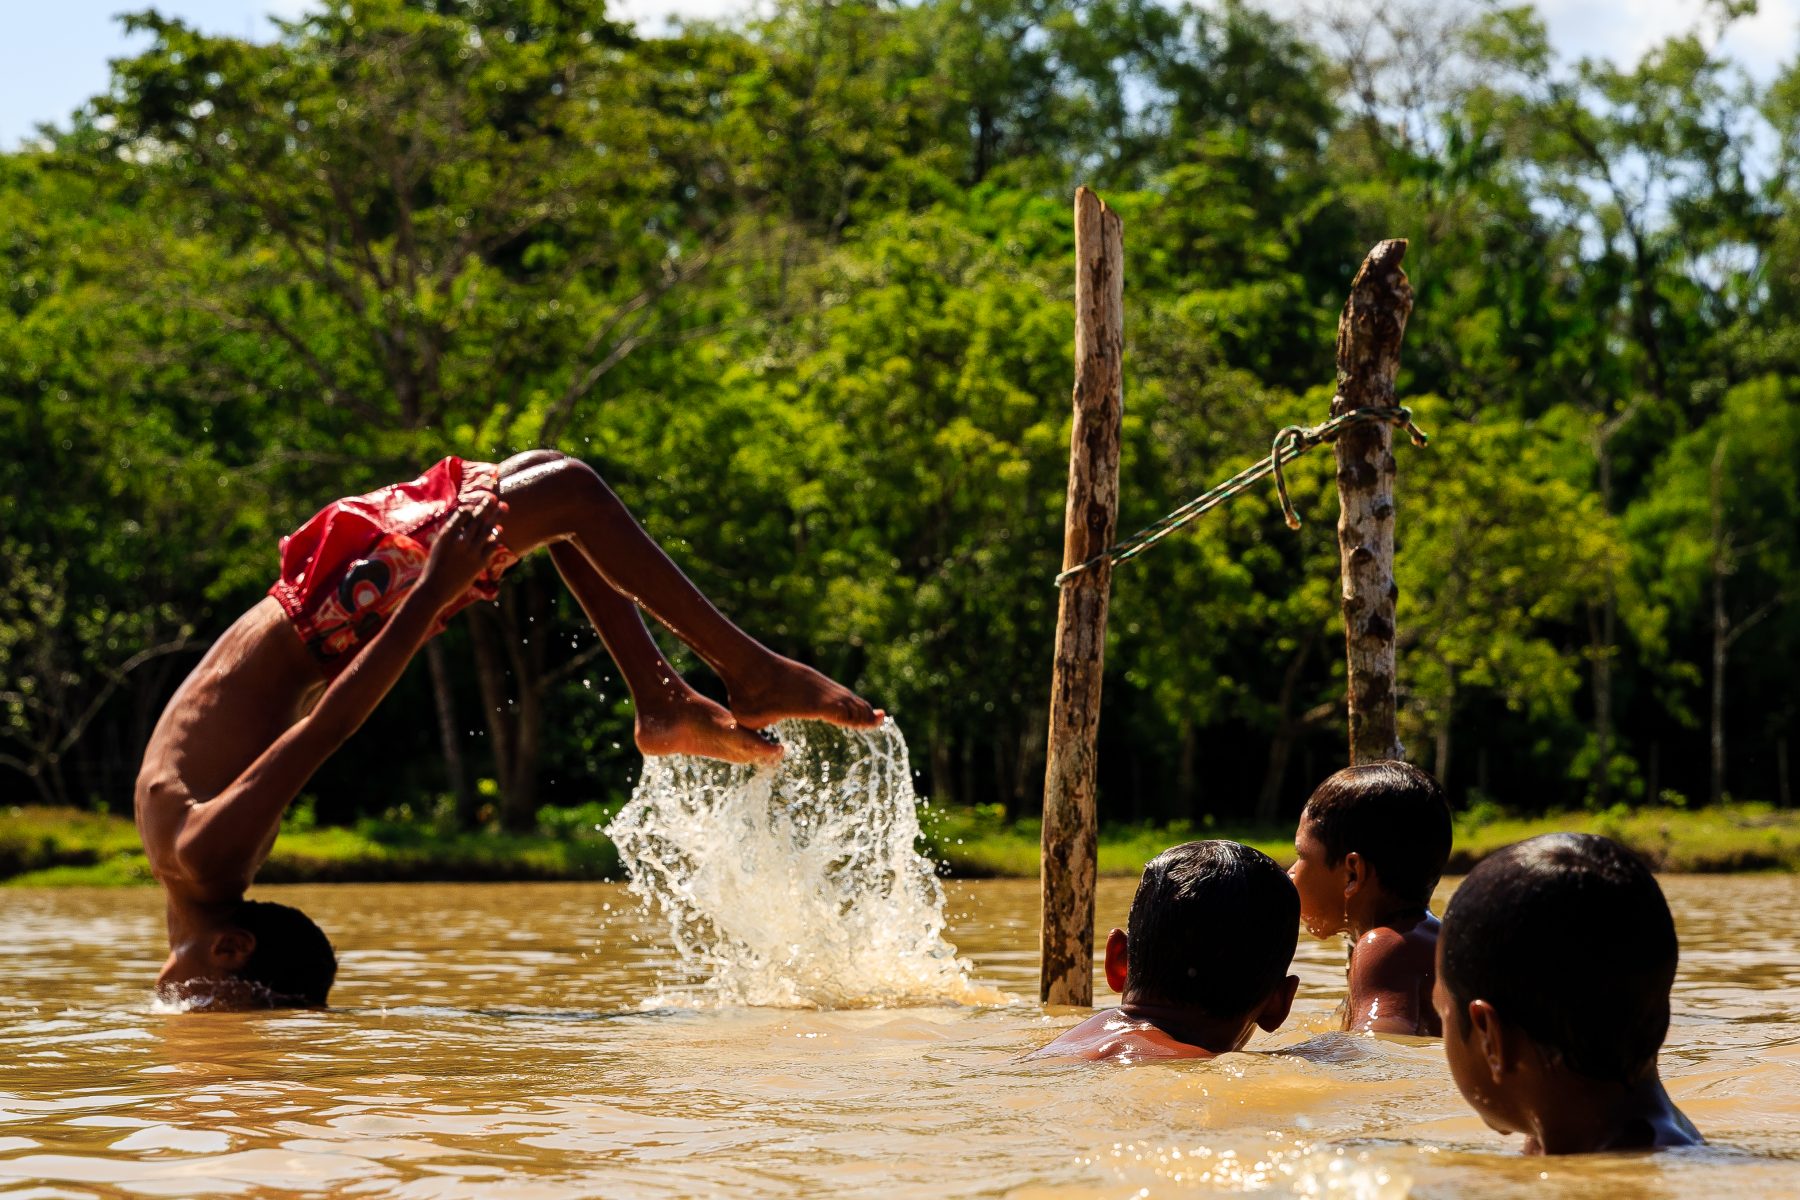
[136,452,880,1007]
[1286,761,1451,1036]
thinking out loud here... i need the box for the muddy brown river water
[1,876,1796,1198]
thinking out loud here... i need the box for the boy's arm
[175,500,504,891]
[1345,927,1430,1035]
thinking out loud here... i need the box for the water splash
[607,719,1006,1009]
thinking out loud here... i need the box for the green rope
[1053,406,1429,587]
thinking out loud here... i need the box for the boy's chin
[154,976,284,1012]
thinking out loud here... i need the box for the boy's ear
[1467,999,1511,1081]
[1103,928,1129,995]
[1342,850,1366,900]
[1257,973,1300,1033]
[209,928,256,972]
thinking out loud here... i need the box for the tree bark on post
[1332,240,1412,765]
[1040,187,1123,1006]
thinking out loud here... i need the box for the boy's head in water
[1111,839,1302,1038]
[1029,841,1299,1061]
[157,900,337,1009]
[1288,761,1450,1035]
[1434,834,1702,1154]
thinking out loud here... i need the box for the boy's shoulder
[1025,1009,1217,1063]
[1346,912,1441,1036]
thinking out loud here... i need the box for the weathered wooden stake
[1040,187,1123,1006]
[1332,239,1413,764]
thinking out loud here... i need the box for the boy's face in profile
[1288,817,1348,938]
[1432,941,1526,1138]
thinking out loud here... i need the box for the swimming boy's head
[232,900,337,1005]
[158,900,337,1009]
[1289,760,1450,937]
[1434,834,1679,1141]
[1104,841,1300,1049]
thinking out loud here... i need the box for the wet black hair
[231,900,337,1007]
[1301,760,1451,908]
[1124,840,1300,1017]
[1440,833,1677,1084]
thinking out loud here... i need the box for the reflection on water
[0,876,1796,1197]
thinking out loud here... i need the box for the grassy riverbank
[0,804,622,888]
[919,801,1800,876]
[4,801,1798,887]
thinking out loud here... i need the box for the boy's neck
[1345,883,1428,940]
[158,897,237,988]
[1117,994,1254,1054]
[1524,1066,1695,1154]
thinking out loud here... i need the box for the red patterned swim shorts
[268,456,519,675]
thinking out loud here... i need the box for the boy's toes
[840,697,881,727]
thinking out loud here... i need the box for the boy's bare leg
[497,452,881,734]
[546,543,780,763]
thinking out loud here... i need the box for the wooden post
[1332,239,1412,764]
[1040,187,1124,1006]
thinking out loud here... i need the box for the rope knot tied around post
[1053,404,1428,588]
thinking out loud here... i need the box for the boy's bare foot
[635,694,784,765]
[726,654,884,731]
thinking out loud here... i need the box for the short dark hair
[1302,761,1451,908]
[1441,834,1677,1083]
[1125,840,1299,1017]
[231,900,337,1007]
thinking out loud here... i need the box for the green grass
[919,801,1800,877]
[1445,802,1800,873]
[6,800,1799,887]
[915,804,1292,877]
[0,804,620,887]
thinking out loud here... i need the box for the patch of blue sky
[4,1,1794,152]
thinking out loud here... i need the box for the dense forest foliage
[3,0,1797,831]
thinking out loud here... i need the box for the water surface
[1,876,1796,1197]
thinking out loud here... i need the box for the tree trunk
[497,573,550,833]
[1331,239,1412,765]
[504,680,544,831]
[1434,718,1452,798]
[1258,724,1296,827]
[1176,718,1199,820]
[1778,737,1792,809]
[1015,716,1044,817]
[1588,596,1616,807]
[1587,418,1631,807]
[1040,186,1124,1007]
[1710,438,1729,807]
[426,637,478,828]
[1711,560,1727,806]
[468,607,515,792]
[993,738,1009,818]
[1255,636,1315,825]
[930,732,956,808]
